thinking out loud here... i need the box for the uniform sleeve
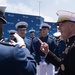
[45,50,61,67]
[13,45,36,75]
[68,47,75,75]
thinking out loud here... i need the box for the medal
[61,64,65,71]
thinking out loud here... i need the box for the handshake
[10,33,26,48]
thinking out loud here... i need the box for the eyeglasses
[57,20,75,26]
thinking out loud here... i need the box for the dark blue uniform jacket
[45,35,75,75]
[0,43,36,75]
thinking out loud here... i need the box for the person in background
[53,31,66,58]
[0,6,36,75]
[29,28,37,56]
[53,31,66,75]
[15,21,31,50]
[29,28,35,39]
[6,30,17,42]
[39,10,75,75]
[38,27,42,37]
[35,23,56,75]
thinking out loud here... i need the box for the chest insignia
[64,46,70,54]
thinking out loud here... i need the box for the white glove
[10,40,17,45]
[13,33,26,47]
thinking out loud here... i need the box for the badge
[61,64,65,71]
[64,46,70,54]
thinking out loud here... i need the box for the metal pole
[39,1,41,16]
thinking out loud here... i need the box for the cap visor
[0,17,7,24]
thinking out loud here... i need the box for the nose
[58,26,61,32]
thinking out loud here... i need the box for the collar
[66,35,75,47]
[42,35,48,38]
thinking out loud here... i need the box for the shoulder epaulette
[0,41,16,47]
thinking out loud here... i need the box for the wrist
[20,45,26,48]
[45,49,50,58]
[45,49,49,55]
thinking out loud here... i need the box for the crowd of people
[0,6,75,75]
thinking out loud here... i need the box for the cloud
[55,0,70,4]
[41,14,54,22]
[0,0,7,6]
[0,0,54,22]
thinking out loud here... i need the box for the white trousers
[36,61,55,75]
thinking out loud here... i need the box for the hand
[13,33,26,48]
[38,38,49,55]
[10,40,17,45]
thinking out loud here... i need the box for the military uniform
[29,28,37,56]
[0,6,36,75]
[35,23,56,75]
[53,32,66,58]
[0,41,36,75]
[15,21,32,50]
[54,39,66,58]
[45,10,75,75]
[6,30,17,42]
[46,35,75,75]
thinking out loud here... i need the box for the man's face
[10,35,15,40]
[41,28,49,36]
[58,21,74,40]
[38,31,42,37]
[17,28,26,38]
[30,32,34,38]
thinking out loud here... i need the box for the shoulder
[48,36,54,41]
[25,37,31,40]
[47,36,54,44]
[33,37,38,42]
[24,37,31,42]
[0,41,16,47]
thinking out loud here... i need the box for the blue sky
[0,0,75,22]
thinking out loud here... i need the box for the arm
[13,33,36,75]
[45,50,61,67]
[38,38,61,67]
[13,45,36,75]
[68,47,75,75]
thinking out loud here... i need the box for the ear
[25,30,26,34]
[70,23,75,30]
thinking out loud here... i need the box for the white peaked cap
[53,31,61,37]
[8,30,16,34]
[15,21,28,29]
[0,6,6,12]
[56,10,75,23]
[29,28,35,33]
[40,23,51,29]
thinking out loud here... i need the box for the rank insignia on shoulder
[61,64,65,71]
[0,41,16,47]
